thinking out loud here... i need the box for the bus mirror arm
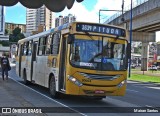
[67,34,75,44]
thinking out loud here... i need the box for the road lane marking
[127,80,139,83]
[131,83,160,90]
[126,89,139,93]
[8,76,87,116]
[146,86,160,90]
[146,105,154,108]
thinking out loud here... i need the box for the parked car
[131,64,136,68]
[148,65,157,71]
[157,66,160,70]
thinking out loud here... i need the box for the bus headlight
[117,80,127,88]
[68,75,83,87]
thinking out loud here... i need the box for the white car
[148,65,157,71]
[131,64,136,68]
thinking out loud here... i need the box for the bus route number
[82,25,92,31]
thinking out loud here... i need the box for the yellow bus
[16,22,130,100]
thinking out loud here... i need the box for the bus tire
[23,70,30,85]
[49,76,59,99]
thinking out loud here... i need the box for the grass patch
[132,69,160,73]
[128,74,160,83]
[131,68,140,71]
[148,70,160,73]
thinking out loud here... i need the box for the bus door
[31,41,38,82]
[25,41,32,81]
[18,44,23,77]
[59,36,67,91]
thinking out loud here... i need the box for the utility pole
[121,0,125,22]
[128,0,133,78]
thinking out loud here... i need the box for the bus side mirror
[127,43,131,59]
[67,34,75,44]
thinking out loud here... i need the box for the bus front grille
[80,72,121,81]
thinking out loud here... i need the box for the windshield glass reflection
[70,36,127,71]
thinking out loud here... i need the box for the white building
[0,6,4,35]
[26,5,55,35]
[55,16,63,27]
[0,6,9,41]
[55,14,76,27]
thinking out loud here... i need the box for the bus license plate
[95,90,104,94]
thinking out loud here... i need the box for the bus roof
[18,23,70,44]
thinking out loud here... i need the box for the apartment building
[55,14,76,27]
[26,5,55,35]
[5,22,26,34]
[0,6,9,41]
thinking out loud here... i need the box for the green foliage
[0,41,10,46]
[5,29,9,35]
[133,42,142,54]
[134,47,141,54]
[9,27,25,43]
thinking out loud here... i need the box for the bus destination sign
[76,23,126,37]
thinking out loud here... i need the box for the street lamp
[128,0,133,78]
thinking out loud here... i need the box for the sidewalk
[0,67,81,116]
[0,77,46,115]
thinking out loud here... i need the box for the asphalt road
[6,66,160,116]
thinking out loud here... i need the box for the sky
[4,0,160,42]
[5,0,126,24]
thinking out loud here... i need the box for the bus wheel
[23,70,29,85]
[49,76,59,99]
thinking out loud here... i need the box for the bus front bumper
[79,84,126,96]
[66,81,126,96]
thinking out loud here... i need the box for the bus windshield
[70,35,127,71]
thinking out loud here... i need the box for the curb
[127,80,160,86]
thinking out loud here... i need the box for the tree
[9,27,25,43]
[0,41,10,46]
[5,29,9,35]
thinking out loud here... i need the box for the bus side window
[28,41,32,56]
[51,32,60,55]
[26,42,29,56]
[22,42,28,56]
[38,37,43,55]
[38,36,48,55]
[43,36,47,55]
[17,44,19,56]
[46,35,52,55]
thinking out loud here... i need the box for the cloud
[56,0,133,23]
[56,1,99,23]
